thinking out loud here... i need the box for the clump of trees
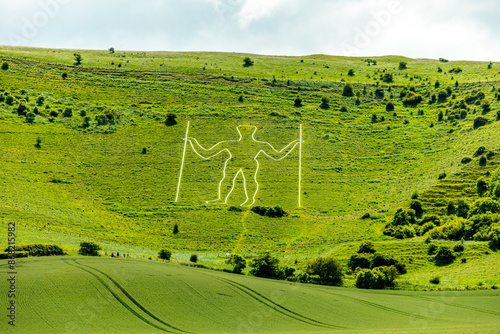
[6,244,65,257]
[243,57,254,67]
[78,241,101,256]
[251,205,287,217]
[158,249,172,260]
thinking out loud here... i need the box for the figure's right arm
[186,137,227,159]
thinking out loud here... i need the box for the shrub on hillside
[78,241,101,256]
[355,266,398,289]
[294,96,303,107]
[319,96,329,109]
[371,253,406,274]
[386,102,395,111]
[468,198,500,217]
[158,249,172,260]
[249,253,281,279]
[434,246,456,265]
[5,244,65,257]
[420,214,442,226]
[382,73,393,83]
[357,241,376,254]
[402,91,423,106]
[464,214,500,240]
[427,219,465,240]
[226,254,246,274]
[165,113,177,126]
[1,61,9,70]
[474,116,490,129]
[348,253,371,271]
[477,177,488,195]
[243,57,254,67]
[251,205,286,217]
[306,257,344,285]
[410,200,424,218]
[342,83,354,97]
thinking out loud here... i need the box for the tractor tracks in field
[63,259,191,334]
[214,276,347,330]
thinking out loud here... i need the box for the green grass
[1,46,500,289]
[1,256,500,334]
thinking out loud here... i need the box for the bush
[6,244,65,257]
[348,253,371,271]
[410,200,424,218]
[158,249,172,260]
[386,102,395,111]
[17,103,28,115]
[456,199,470,218]
[402,91,423,106]
[340,106,348,112]
[294,96,302,107]
[428,244,438,255]
[243,57,254,67]
[468,198,500,217]
[374,88,384,99]
[398,62,407,70]
[347,69,355,76]
[36,96,45,106]
[78,241,101,256]
[464,214,500,239]
[165,113,177,126]
[357,241,376,254]
[319,96,329,109]
[429,276,440,284]
[434,246,456,265]
[173,223,179,234]
[62,72,68,79]
[342,83,354,97]
[251,205,286,217]
[63,108,73,117]
[473,116,490,129]
[26,111,36,123]
[1,61,8,70]
[306,257,344,285]
[477,177,488,195]
[249,253,281,279]
[421,222,436,235]
[453,240,465,253]
[190,254,198,263]
[393,225,415,239]
[382,73,393,83]
[74,53,83,65]
[421,214,442,226]
[0,251,28,259]
[226,254,246,274]
[473,146,488,157]
[355,266,398,289]
[428,219,465,240]
[371,253,406,274]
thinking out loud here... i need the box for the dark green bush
[226,254,246,274]
[294,96,303,107]
[428,243,438,255]
[386,102,395,111]
[173,223,179,234]
[355,266,398,289]
[249,253,281,279]
[63,108,73,117]
[5,244,65,257]
[78,242,101,256]
[410,200,424,218]
[306,257,344,285]
[429,276,440,284]
[382,73,393,83]
[342,83,354,97]
[371,253,406,274]
[434,246,456,265]
[319,96,329,109]
[468,198,500,217]
[477,177,488,195]
[158,249,172,260]
[1,61,9,70]
[474,116,490,129]
[251,205,286,217]
[243,57,254,67]
[348,253,371,271]
[357,241,376,254]
[165,113,177,126]
[190,254,198,263]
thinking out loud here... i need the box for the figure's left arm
[260,139,302,160]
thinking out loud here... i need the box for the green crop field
[1,45,500,332]
[1,256,500,334]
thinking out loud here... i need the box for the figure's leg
[240,161,259,206]
[207,164,238,204]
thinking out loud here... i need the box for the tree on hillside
[306,257,344,285]
[74,53,83,65]
[249,253,280,278]
[78,241,101,256]
[243,57,254,67]
[226,254,246,274]
[398,62,407,70]
[158,249,172,260]
[1,61,8,70]
[342,82,354,97]
[109,47,115,54]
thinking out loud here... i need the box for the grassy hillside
[1,256,499,334]
[1,46,500,288]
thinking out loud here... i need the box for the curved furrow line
[323,290,432,321]
[72,260,191,334]
[63,259,174,333]
[217,277,346,330]
[415,296,500,317]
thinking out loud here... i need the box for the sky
[0,0,499,61]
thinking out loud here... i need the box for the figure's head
[236,125,257,139]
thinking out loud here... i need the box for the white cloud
[237,0,288,28]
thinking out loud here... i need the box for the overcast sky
[0,0,499,61]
